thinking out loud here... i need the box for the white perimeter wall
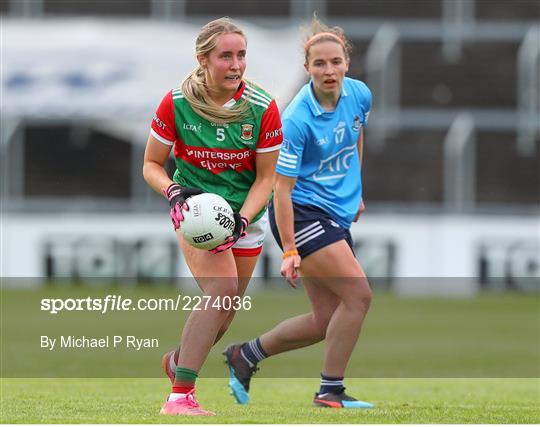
[2,212,538,296]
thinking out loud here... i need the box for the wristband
[163,183,180,198]
[282,250,299,259]
[241,216,249,230]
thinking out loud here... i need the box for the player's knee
[344,285,372,313]
[210,279,238,300]
[205,280,238,316]
[312,313,331,340]
[356,288,373,312]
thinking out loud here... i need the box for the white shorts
[232,210,268,257]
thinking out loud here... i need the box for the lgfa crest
[240,123,254,141]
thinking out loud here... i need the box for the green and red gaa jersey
[150,80,283,222]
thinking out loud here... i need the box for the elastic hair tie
[304,32,345,50]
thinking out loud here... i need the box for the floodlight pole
[366,23,401,150]
[442,0,475,62]
[517,25,540,157]
[443,113,476,212]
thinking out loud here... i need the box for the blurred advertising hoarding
[2,212,538,296]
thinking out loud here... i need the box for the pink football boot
[160,389,215,416]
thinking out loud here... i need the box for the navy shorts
[268,200,354,259]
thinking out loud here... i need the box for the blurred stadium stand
[1,0,538,288]
[2,0,538,212]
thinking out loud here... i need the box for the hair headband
[304,32,345,51]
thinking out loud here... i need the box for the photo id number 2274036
[182,295,252,311]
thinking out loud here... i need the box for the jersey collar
[307,80,348,116]
[223,81,246,108]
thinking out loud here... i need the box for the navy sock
[319,373,345,395]
[240,338,268,367]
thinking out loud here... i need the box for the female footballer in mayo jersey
[143,17,282,416]
[224,17,374,409]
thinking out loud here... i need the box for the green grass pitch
[1,286,539,423]
[1,378,538,423]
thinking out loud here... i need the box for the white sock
[168,392,186,401]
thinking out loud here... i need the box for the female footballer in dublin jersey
[143,17,282,416]
[224,17,374,409]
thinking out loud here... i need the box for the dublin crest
[352,116,362,131]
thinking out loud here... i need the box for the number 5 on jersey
[217,128,225,141]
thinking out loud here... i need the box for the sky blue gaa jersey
[276,77,372,228]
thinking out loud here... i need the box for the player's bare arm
[143,134,174,195]
[274,173,301,286]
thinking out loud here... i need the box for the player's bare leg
[176,236,239,371]
[161,234,238,415]
[163,254,258,381]
[224,255,341,405]
[227,239,373,408]
[300,239,373,408]
[258,278,340,353]
[215,254,259,342]
[300,240,372,377]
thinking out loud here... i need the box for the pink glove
[210,214,248,254]
[165,183,203,230]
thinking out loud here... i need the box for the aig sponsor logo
[312,144,356,181]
